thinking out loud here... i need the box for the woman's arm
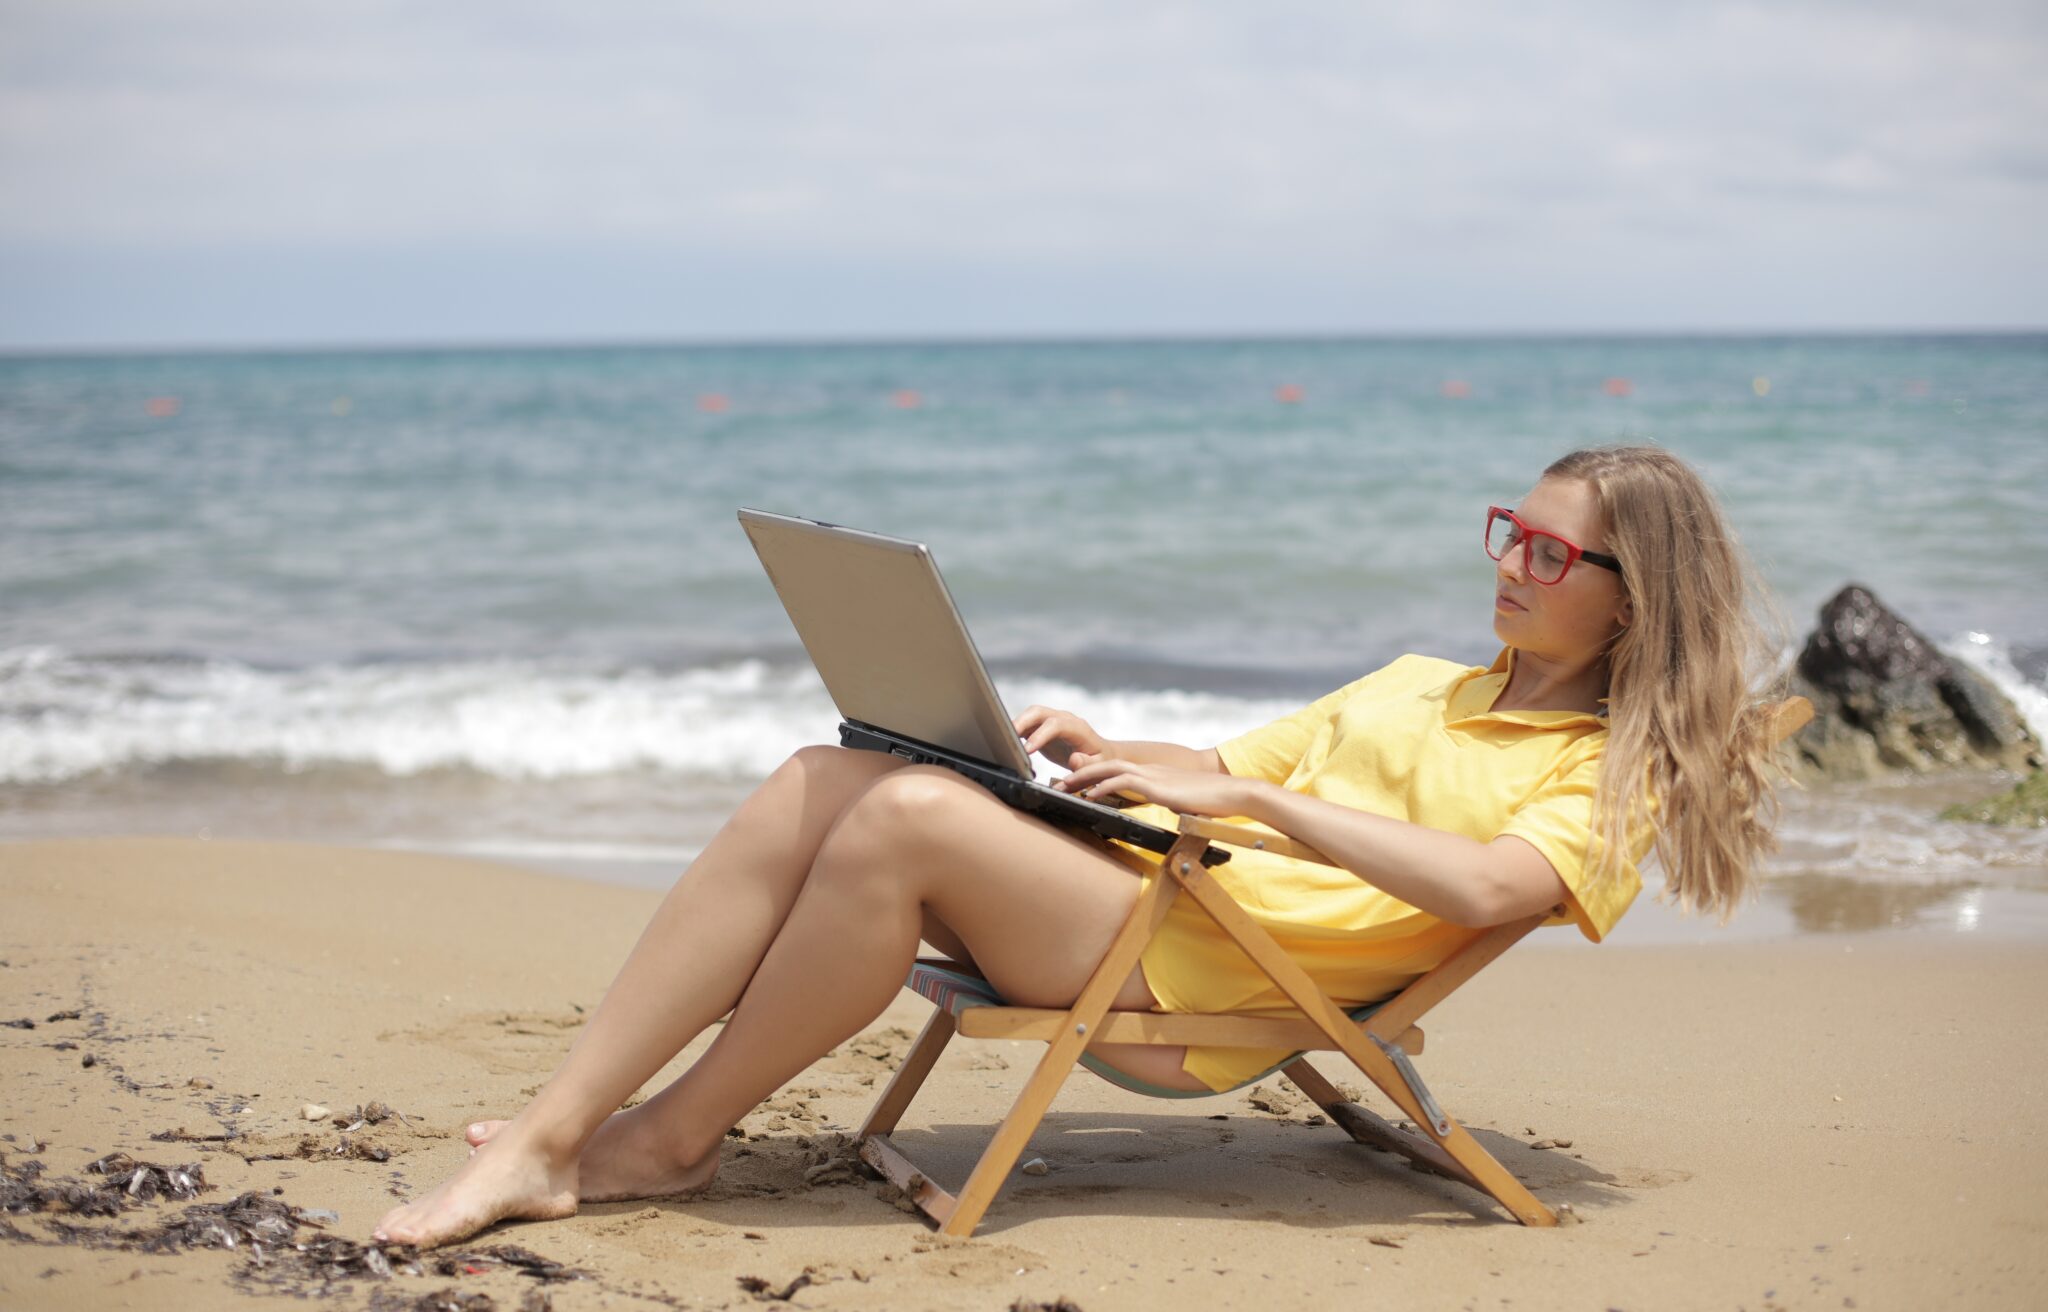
[1055,761,1569,928]
[1242,785,1570,927]
[1104,740,1224,773]
[1013,705,1225,774]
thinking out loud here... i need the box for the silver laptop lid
[738,508,1035,776]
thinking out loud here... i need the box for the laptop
[738,508,1226,866]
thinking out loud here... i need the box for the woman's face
[1491,476,1632,663]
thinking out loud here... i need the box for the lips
[1495,592,1526,613]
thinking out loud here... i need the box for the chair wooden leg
[1287,1057,1554,1225]
[1280,1055,1348,1111]
[860,1009,956,1138]
[939,1027,1087,1235]
[1285,1059,1479,1187]
[861,1131,964,1226]
[937,860,1184,1237]
[1416,1124,1555,1226]
[1168,860,1555,1227]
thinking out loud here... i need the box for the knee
[780,743,850,780]
[776,743,917,796]
[733,745,849,830]
[761,744,880,811]
[817,767,965,872]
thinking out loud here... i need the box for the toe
[465,1119,509,1147]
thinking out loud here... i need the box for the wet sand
[3,836,2046,1310]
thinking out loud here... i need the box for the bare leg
[460,887,1186,1171]
[594,766,1200,1176]
[377,762,1200,1246]
[456,908,984,1172]
[373,745,904,1243]
[469,769,1202,1170]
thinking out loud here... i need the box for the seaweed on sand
[5,1151,587,1304]
[2,1152,207,1218]
[86,1152,209,1203]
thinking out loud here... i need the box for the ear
[1615,596,1634,630]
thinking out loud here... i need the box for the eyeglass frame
[1484,505,1624,585]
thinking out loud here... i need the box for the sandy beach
[3,835,2045,1311]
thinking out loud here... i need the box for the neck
[1495,646,1609,714]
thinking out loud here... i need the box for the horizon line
[3,323,2044,360]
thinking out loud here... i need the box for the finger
[1071,764,1133,792]
[1061,757,1127,786]
[1031,736,1082,770]
[1084,774,1146,803]
[1053,765,1101,791]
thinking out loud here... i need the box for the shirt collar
[1444,647,1609,729]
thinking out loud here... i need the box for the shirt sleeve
[1495,747,1653,943]
[1213,672,1377,786]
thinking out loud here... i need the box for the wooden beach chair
[856,697,1814,1236]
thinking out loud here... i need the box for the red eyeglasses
[1485,506,1624,585]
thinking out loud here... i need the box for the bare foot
[372,1134,578,1249]
[464,1107,719,1203]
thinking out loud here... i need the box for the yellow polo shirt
[1125,649,1648,1091]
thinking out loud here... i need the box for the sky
[1,0,2044,350]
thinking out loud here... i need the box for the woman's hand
[1054,756,1257,819]
[1013,704,1111,770]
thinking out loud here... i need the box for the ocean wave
[1944,630,2048,746]
[4,635,2042,810]
[0,645,1299,784]
[1769,807,2048,883]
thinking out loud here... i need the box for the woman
[374,444,1784,1247]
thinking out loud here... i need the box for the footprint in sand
[908,1238,1045,1282]
[819,1028,916,1075]
[381,1010,586,1076]
[1609,1166,1693,1189]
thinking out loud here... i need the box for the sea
[4,334,2045,942]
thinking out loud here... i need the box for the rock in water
[1788,585,2041,781]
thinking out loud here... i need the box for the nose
[1495,539,1529,583]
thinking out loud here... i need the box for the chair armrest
[1771,695,1813,743]
[1175,814,1337,867]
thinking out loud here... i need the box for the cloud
[0,0,2042,340]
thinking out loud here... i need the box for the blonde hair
[1543,445,1785,920]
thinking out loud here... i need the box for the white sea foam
[9,639,2045,895]
[5,633,2041,794]
[1770,807,2048,880]
[0,645,1299,785]
[1944,630,2048,746]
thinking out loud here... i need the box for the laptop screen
[739,509,1036,776]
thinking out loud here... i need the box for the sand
[3,836,2045,1311]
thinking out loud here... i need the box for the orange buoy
[1273,383,1304,404]
[1440,379,1471,399]
[696,393,730,414]
[1602,377,1633,397]
[145,396,181,417]
[892,389,922,409]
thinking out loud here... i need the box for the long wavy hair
[1545,445,1785,919]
